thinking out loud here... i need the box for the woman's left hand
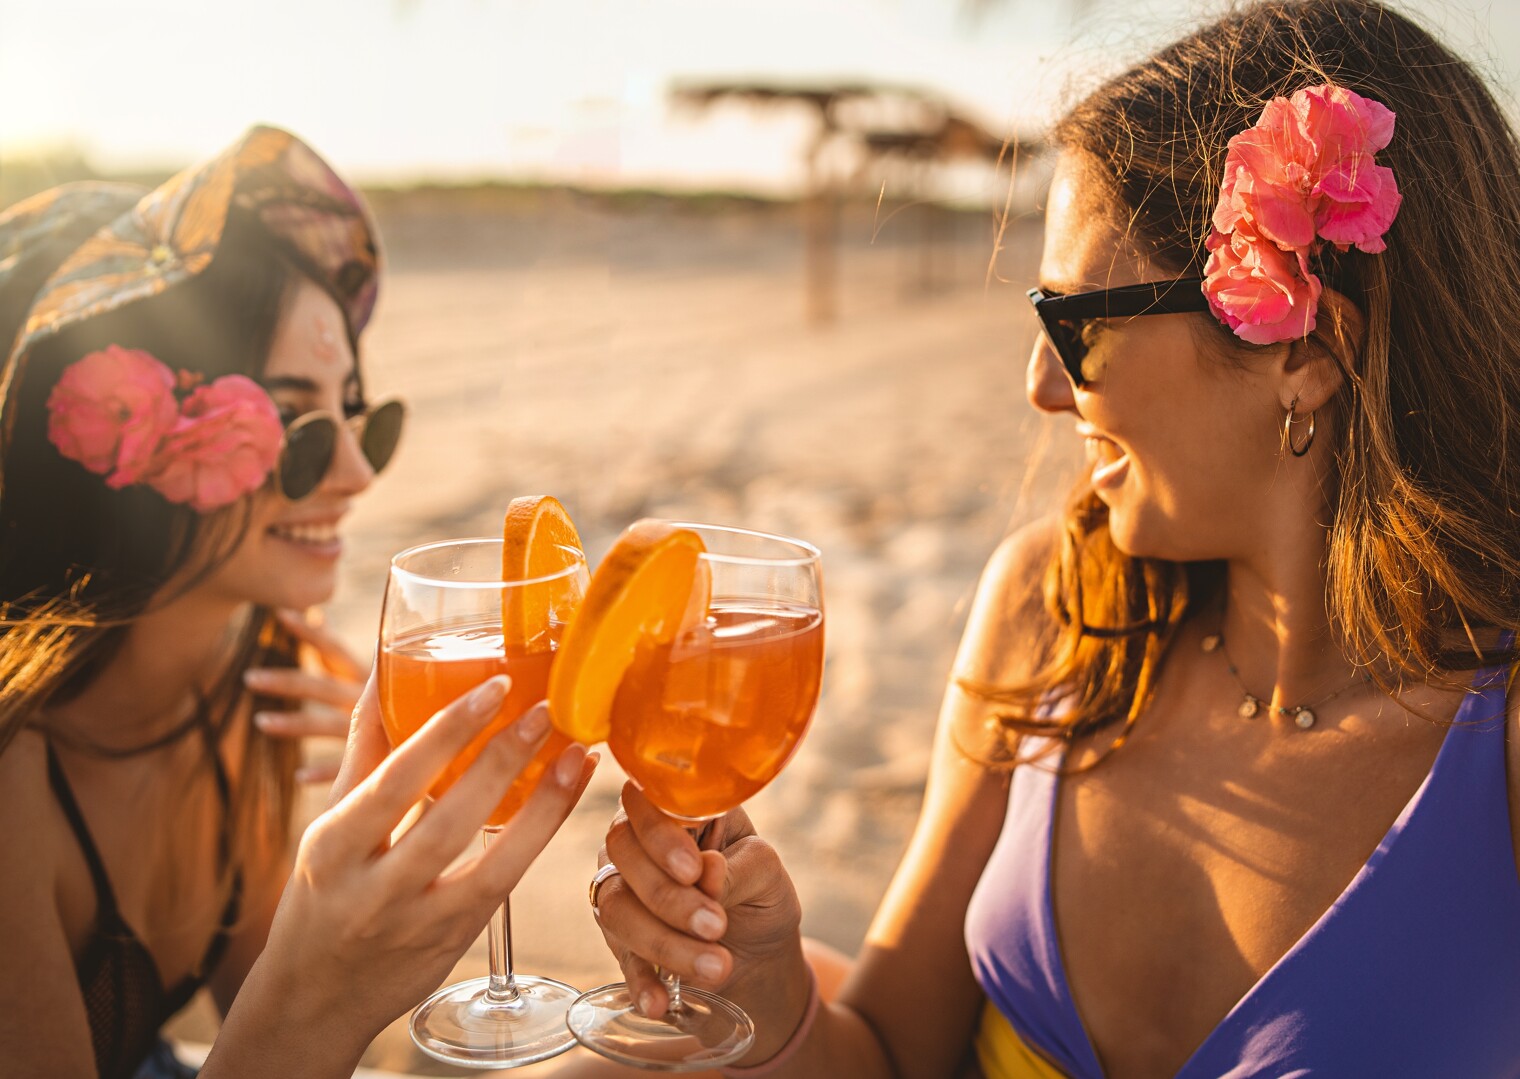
[245,607,366,783]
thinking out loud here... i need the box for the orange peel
[548,519,710,745]
[500,495,583,652]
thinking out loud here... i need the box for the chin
[206,555,341,611]
[258,567,340,610]
[1103,502,1182,562]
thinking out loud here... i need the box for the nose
[320,417,376,497]
[1027,333,1077,415]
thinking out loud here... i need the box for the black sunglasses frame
[277,397,406,501]
[1027,277,1209,387]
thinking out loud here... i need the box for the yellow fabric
[974,999,1072,1079]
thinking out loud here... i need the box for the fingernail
[694,954,723,981]
[556,744,586,786]
[294,767,321,783]
[253,712,280,731]
[669,849,700,880]
[466,676,508,714]
[243,669,270,688]
[517,703,550,742]
[691,908,724,940]
[638,992,655,1017]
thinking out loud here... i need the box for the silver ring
[589,862,621,919]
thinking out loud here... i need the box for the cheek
[207,495,283,575]
[232,495,281,550]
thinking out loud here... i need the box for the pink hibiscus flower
[45,345,180,488]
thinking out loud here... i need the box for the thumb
[698,848,727,901]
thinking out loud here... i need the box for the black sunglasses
[1027,277,1209,387]
[278,398,406,501]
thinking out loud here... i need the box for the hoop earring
[1285,398,1316,457]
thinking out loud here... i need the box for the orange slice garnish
[501,495,583,652]
[548,519,710,745]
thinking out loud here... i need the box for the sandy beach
[167,184,1080,1073]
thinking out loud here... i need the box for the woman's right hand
[592,782,805,1023]
[203,670,596,1078]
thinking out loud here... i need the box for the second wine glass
[566,522,825,1071]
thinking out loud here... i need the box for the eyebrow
[261,376,321,393]
[262,372,363,395]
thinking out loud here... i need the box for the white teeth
[272,523,339,545]
[1086,436,1121,466]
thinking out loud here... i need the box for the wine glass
[379,537,587,1068]
[567,522,825,1071]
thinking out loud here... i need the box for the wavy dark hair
[970,0,1520,759]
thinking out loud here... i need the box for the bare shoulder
[953,515,1061,691]
[0,728,58,856]
[925,514,1062,805]
[0,729,96,1071]
[0,727,65,925]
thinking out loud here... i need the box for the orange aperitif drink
[380,496,589,1068]
[380,625,571,827]
[607,603,823,820]
[554,519,823,1071]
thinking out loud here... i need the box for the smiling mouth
[1083,434,1130,489]
[268,522,341,547]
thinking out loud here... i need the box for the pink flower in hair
[1203,221,1323,345]
[46,345,180,487]
[1204,83,1401,343]
[145,375,283,512]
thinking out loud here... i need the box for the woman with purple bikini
[576,2,1520,1076]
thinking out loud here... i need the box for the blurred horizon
[4,0,1517,204]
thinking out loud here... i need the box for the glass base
[566,982,756,1071]
[410,974,580,1069]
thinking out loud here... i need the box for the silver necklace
[1201,633,1372,729]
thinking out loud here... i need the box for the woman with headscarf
[0,127,596,1078]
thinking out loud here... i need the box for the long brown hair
[0,206,359,876]
[973,0,1520,756]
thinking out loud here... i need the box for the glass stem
[483,830,520,1005]
[665,822,711,1016]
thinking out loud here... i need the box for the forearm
[198,948,376,1079]
[209,862,286,1019]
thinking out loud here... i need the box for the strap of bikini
[44,741,122,920]
[198,721,244,950]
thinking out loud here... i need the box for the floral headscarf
[0,125,381,452]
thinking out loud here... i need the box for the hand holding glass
[379,537,586,1068]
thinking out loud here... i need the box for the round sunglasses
[278,398,406,500]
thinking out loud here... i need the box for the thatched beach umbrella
[671,81,1038,323]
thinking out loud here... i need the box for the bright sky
[2,0,1516,194]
